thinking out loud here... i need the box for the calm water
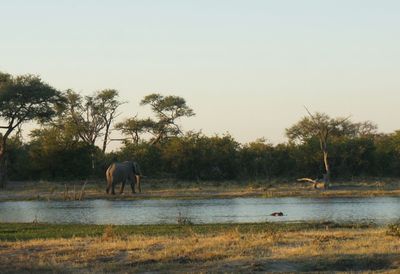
[0,197,400,225]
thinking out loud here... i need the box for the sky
[1,0,400,149]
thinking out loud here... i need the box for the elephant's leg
[111,182,116,195]
[120,180,126,194]
[106,184,111,194]
[136,175,141,193]
[130,179,136,194]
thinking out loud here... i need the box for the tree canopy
[140,93,195,144]
[0,72,63,187]
[116,93,195,145]
[286,113,377,143]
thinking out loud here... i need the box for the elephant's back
[108,162,132,180]
[114,162,131,170]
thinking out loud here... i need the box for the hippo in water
[270,212,284,217]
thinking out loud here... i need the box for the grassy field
[1,222,399,273]
[1,178,400,201]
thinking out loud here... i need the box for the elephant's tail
[105,164,114,194]
[105,165,113,185]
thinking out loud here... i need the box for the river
[1,197,399,225]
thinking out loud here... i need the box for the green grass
[0,221,377,241]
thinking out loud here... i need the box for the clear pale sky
[1,0,400,147]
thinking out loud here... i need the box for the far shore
[0,178,399,201]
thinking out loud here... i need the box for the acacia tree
[116,94,195,145]
[64,89,123,150]
[140,93,195,145]
[0,72,63,188]
[62,89,123,172]
[94,89,124,153]
[286,110,376,185]
[115,117,155,145]
[65,90,105,147]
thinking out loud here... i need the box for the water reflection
[0,197,400,225]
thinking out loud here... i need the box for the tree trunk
[91,152,95,174]
[102,136,107,154]
[151,133,163,145]
[102,123,111,153]
[90,143,96,177]
[322,150,330,188]
[0,151,7,189]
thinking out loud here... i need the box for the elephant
[106,161,142,195]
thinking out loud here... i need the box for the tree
[65,90,105,147]
[140,94,195,145]
[28,127,93,180]
[63,90,104,172]
[240,138,275,179]
[373,131,400,177]
[62,89,123,172]
[0,72,63,187]
[64,89,123,152]
[161,132,240,180]
[94,89,124,153]
[115,117,154,145]
[286,109,377,185]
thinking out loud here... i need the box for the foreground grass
[1,222,399,273]
[0,222,374,241]
[1,178,400,201]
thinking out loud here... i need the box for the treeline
[6,129,400,182]
[1,72,400,184]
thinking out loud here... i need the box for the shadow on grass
[299,254,396,272]
[0,253,398,273]
[188,254,398,273]
[0,266,76,274]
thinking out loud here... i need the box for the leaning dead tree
[302,108,351,185]
[297,178,324,189]
[286,107,376,189]
[286,107,350,186]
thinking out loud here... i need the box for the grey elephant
[106,161,142,195]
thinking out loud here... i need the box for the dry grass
[1,226,399,273]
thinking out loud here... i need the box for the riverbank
[1,222,399,273]
[1,179,400,201]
